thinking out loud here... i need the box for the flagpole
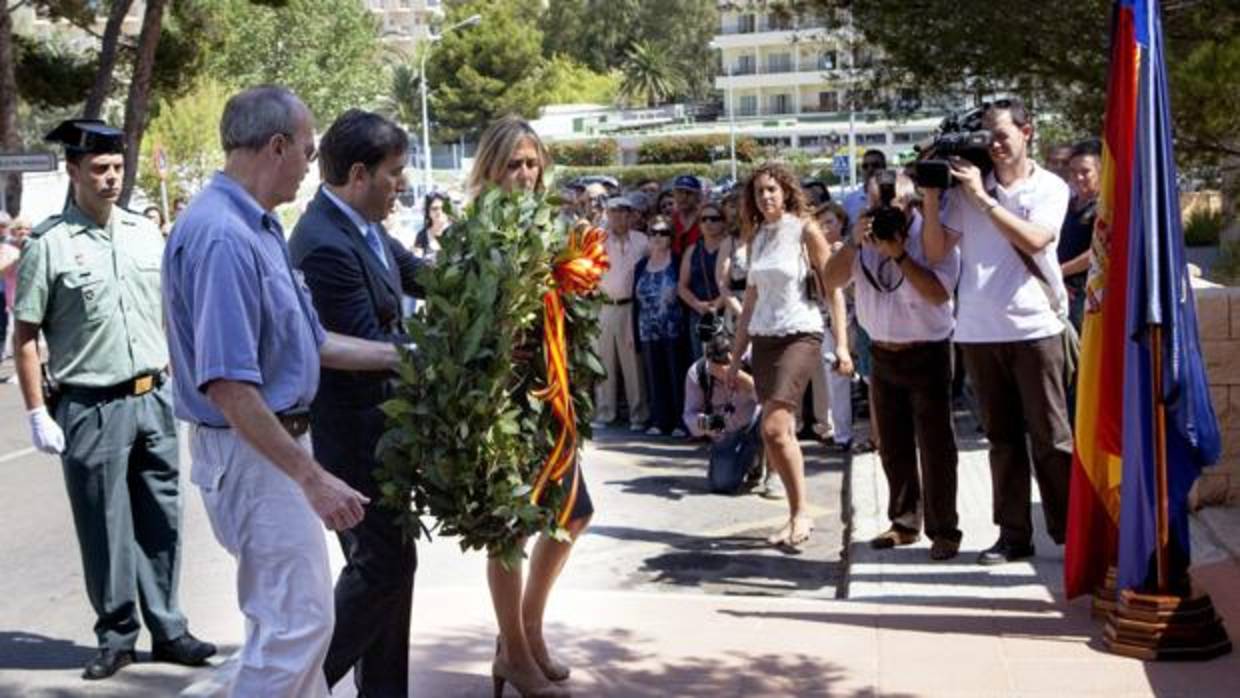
[1150,323,1169,593]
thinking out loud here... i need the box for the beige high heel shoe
[492,652,571,698]
[498,635,570,683]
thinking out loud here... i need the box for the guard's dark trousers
[57,383,187,649]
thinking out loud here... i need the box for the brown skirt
[751,332,823,411]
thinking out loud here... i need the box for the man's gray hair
[220,85,306,153]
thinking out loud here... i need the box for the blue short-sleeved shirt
[162,172,327,426]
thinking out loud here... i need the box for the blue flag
[1116,0,1222,593]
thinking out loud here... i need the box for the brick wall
[1193,280,1240,508]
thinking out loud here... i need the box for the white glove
[28,406,65,455]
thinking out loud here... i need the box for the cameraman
[683,329,761,494]
[922,97,1072,566]
[824,171,963,560]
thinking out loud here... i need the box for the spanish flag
[1065,0,1222,597]
[1063,0,1140,600]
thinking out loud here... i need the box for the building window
[859,133,888,145]
[818,91,838,112]
[819,51,837,70]
[768,13,794,31]
[736,54,756,75]
[767,52,793,73]
[738,14,756,33]
[757,136,793,148]
[770,94,792,114]
[739,95,758,117]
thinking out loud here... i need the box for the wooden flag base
[1091,566,1119,620]
[1103,589,1232,660]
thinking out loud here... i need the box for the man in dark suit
[289,109,425,698]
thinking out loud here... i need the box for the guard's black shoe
[977,539,1035,566]
[152,632,217,666]
[82,648,135,680]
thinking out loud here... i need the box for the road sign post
[153,145,170,224]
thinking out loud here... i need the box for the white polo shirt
[942,163,1070,343]
[851,211,960,343]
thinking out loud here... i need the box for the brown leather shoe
[869,526,920,549]
[929,538,961,561]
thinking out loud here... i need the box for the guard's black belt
[602,297,632,305]
[276,408,311,438]
[60,370,167,402]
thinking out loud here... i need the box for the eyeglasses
[861,161,884,171]
[649,226,673,237]
[506,157,540,172]
[700,215,724,223]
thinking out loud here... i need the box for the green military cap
[45,119,126,157]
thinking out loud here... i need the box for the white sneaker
[628,423,646,433]
[812,423,833,439]
[645,426,662,436]
[671,427,688,438]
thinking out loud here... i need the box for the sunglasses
[506,157,540,172]
[649,226,673,237]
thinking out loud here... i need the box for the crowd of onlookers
[391,97,1101,565]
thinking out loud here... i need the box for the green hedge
[547,139,619,167]
[637,134,762,164]
[552,161,822,188]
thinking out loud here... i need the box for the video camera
[912,107,994,190]
[866,170,907,242]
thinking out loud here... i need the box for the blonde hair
[467,115,552,198]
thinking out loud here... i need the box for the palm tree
[375,62,422,130]
[618,40,684,108]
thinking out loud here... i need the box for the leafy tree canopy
[136,78,231,206]
[540,0,718,102]
[202,0,387,124]
[426,0,548,141]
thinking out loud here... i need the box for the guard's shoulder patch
[29,216,63,239]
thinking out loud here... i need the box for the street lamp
[708,41,737,182]
[420,13,481,192]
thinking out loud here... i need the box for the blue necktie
[364,224,390,270]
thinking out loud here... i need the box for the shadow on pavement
[0,631,95,670]
[591,526,839,595]
[408,624,915,698]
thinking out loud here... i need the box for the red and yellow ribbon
[529,222,609,526]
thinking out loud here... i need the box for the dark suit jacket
[289,188,424,410]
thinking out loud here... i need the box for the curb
[836,451,854,599]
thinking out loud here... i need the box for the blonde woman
[468,116,578,698]
[727,162,846,547]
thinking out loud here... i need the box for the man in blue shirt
[163,86,403,698]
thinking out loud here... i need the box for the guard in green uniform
[13,120,216,681]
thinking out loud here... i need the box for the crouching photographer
[823,170,963,561]
[682,320,763,495]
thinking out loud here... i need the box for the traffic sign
[832,155,850,178]
[0,152,58,173]
[153,144,168,180]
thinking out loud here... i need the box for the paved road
[0,373,846,696]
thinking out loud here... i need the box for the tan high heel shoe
[492,652,571,698]
[498,635,570,683]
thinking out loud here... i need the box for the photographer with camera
[921,97,1073,566]
[683,324,761,495]
[824,171,963,560]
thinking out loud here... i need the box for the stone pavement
[185,422,1239,697]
